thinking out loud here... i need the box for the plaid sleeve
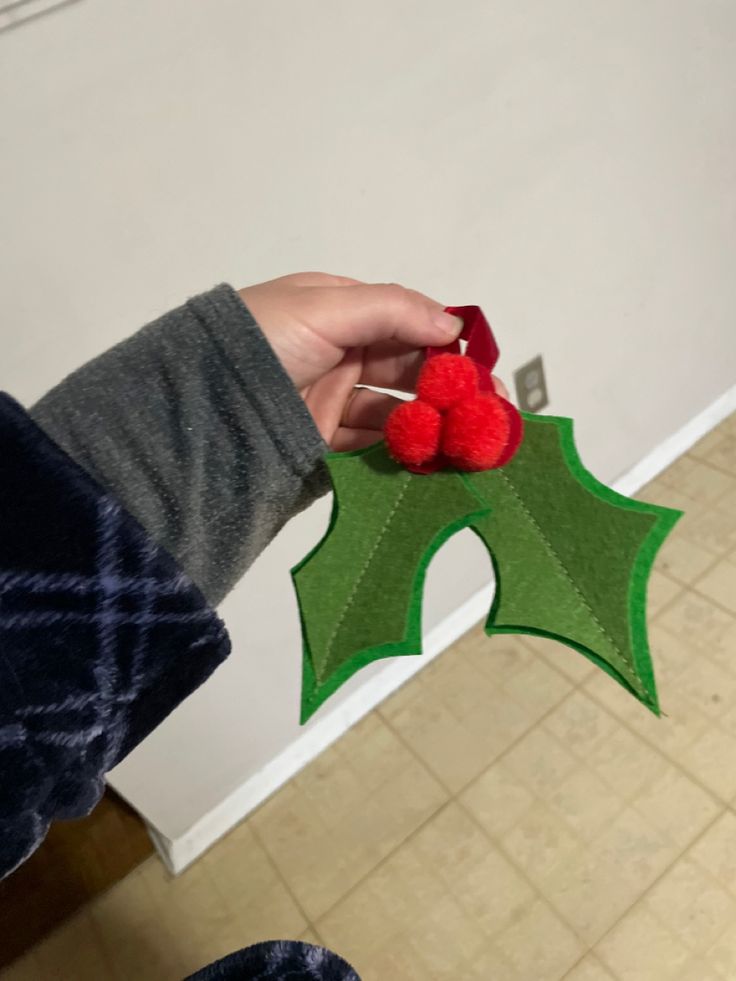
[0,392,231,879]
[183,940,360,981]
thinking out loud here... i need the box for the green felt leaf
[466,414,682,712]
[292,441,490,722]
[293,414,682,723]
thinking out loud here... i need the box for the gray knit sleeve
[29,283,330,607]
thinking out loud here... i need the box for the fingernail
[433,311,463,336]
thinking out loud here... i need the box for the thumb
[306,283,464,350]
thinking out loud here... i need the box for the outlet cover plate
[514,355,549,413]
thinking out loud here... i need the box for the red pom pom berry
[442,394,511,470]
[417,353,478,411]
[384,399,442,467]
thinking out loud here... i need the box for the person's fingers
[330,427,384,453]
[302,350,363,442]
[262,271,366,288]
[305,283,463,351]
[341,388,403,431]
[240,276,464,392]
[358,341,424,393]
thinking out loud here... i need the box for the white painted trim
[152,585,494,874]
[612,385,736,497]
[151,383,736,875]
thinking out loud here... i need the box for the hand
[239,272,509,452]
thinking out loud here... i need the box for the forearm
[29,283,330,606]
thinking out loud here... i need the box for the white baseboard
[612,385,736,496]
[151,585,494,874]
[152,383,736,875]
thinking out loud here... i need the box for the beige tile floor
[3,412,736,981]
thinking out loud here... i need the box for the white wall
[2,0,735,852]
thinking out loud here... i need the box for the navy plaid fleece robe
[0,285,358,980]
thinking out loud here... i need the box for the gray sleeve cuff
[188,284,328,482]
[29,283,331,607]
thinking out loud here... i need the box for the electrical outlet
[513,355,549,413]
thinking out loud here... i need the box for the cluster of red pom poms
[384,354,517,472]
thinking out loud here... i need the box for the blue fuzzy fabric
[0,392,231,877]
[185,941,360,980]
[0,393,360,979]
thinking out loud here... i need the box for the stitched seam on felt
[498,469,637,686]
[322,472,412,666]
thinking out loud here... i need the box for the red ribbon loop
[426,305,499,393]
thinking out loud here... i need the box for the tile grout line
[647,475,735,514]
[582,681,736,812]
[649,559,736,628]
[667,523,734,569]
[4,856,159,978]
[303,675,735,965]
[191,505,735,968]
[689,585,736,621]
[453,789,595,958]
[451,674,732,972]
[379,656,576,804]
[312,798,457,931]
[380,662,606,956]
[561,951,603,979]
[382,593,735,958]
[667,445,736,486]
[248,730,466,936]
[682,447,736,482]
[281,648,579,936]
[190,419,736,960]
[246,818,320,938]
[244,714,458,936]
[674,520,736,560]
[304,419,736,965]
[451,646,724,957]
[587,805,731,969]
[451,681,705,944]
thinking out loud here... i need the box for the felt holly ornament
[292,305,682,723]
[384,306,524,474]
[384,353,521,471]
